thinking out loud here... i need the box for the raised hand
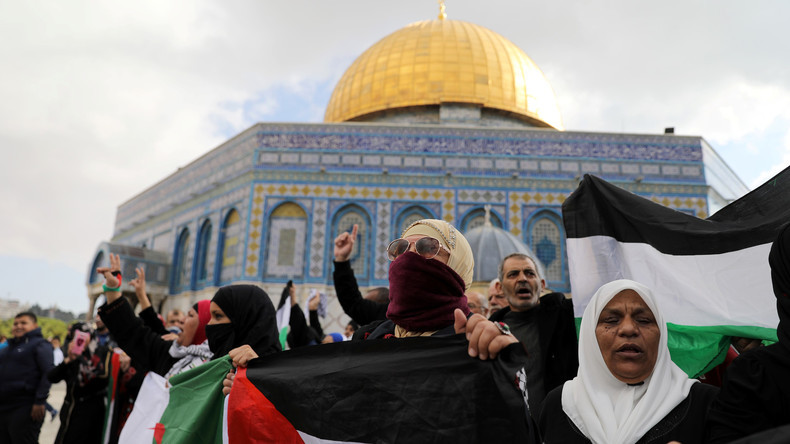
[129,267,151,309]
[333,224,358,262]
[96,253,123,303]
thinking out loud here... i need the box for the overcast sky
[1,1,788,314]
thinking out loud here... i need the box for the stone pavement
[40,381,65,444]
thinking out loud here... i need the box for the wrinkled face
[501,257,544,312]
[12,315,37,338]
[178,308,200,346]
[208,302,231,325]
[596,290,660,384]
[487,283,507,315]
[401,234,450,265]
[465,292,486,316]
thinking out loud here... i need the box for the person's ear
[494,281,502,293]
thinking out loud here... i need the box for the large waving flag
[227,336,535,444]
[119,356,232,444]
[562,168,790,377]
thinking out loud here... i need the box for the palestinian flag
[276,295,292,350]
[227,336,535,444]
[102,349,122,444]
[562,168,790,377]
[119,357,232,444]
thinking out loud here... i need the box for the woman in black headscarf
[205,284,281,362]
[707,223,790,442]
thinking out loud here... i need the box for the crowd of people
[1,219,790,443]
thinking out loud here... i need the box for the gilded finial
[438,0,447,20]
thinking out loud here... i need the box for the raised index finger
[350,224,358,239]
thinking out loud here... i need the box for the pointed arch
[460,207,504,231]
[172,228,191,292]
[526,210,567,290]
[394,205,434,236]
[218,209,242,284]
[331,204,372,281]
[265,202,308,278]
[195,219,213,287]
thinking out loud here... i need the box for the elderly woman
[538,279,718,444]
[707,224,790,442]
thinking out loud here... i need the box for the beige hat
[402,219,474,290]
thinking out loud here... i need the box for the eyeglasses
[387,236,448,261]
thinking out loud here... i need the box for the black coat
[488,292,579,397]
[333,260,388,326]
[539,382,718,443]
[48,353,110,444]
[98,297,177,377]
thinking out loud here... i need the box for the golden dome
[324,19,563,130]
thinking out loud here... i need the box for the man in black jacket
[488,253,578,417]
[0,312,54,444]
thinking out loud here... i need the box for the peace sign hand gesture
[96,253,123,303]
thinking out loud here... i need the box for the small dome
[465,223,544,284]
[324,19,563,129]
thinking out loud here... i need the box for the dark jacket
[287,304,324,348]
[488,292,579,396]
[98,297,176,377]
[0,327,53,411]
[48,350,110,444]
[539,382,718,443]
[333,260,388,325]
[138,306,170,336]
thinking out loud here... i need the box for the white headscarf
[561,279,696,444]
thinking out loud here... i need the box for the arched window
[195,220,212,286]
[89,251,105,284]
[460,207,503,231]
[218,209,242,284]
[333,206,370,280]
[527,212,565,286]
[265,202,308,278]
[173,228,191,292]
[395,205,433,235]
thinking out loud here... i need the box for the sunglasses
[387,236,448,261]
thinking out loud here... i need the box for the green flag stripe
[574,318,777,378]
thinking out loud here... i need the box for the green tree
[0,316,69,342]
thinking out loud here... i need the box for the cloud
[2,0,790,311]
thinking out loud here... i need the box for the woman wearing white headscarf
[538,279,718,444]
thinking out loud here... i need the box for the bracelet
[494,321,511,336]
[103,284,121,292]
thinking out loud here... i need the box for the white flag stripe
[567,236,777,328]
[119,372,170,444]
[298,430,367,444]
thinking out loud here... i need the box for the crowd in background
[1,219,790,443]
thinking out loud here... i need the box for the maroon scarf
[386,252,470,332]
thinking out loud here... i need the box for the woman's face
[595,289,660,384]
[177,308,199,346]
[402,234,450,265]
[208,302,231,325]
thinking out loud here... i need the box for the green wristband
[103,284,121,292]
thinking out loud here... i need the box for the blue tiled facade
[95,122,743,331]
